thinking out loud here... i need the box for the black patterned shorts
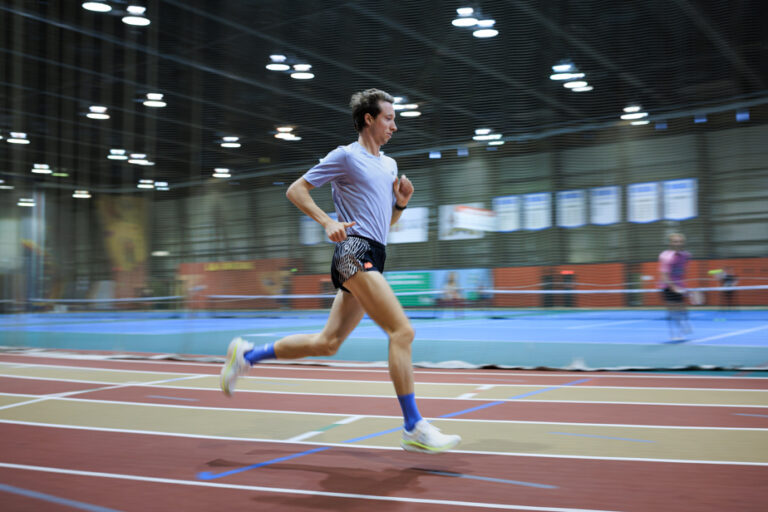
[331,235,386,292]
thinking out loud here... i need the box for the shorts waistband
[347,234,385,250]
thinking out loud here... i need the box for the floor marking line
[200,378,592,481]
[567,320,645,330]
[3,389,768,415]
[3,356,767,380]
[336,415,363,425]
[286,431,324,442]
[4,361,768,390]
[145,395,199,402]
[416,469,557,489]
[0,374,202,412]
[458,393,477,399]
[0,482,121,512]
[548,432,655,443]
[733,413,768,418]
[439,378,593,419]
[689,323,768,343]
[0,462,621,512]
[2,419,767,465]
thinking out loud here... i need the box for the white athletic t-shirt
[303,142,398,245]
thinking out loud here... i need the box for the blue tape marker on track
[0,482,122,512]
[548,432,654,443]
[198,377,591,481]
[197,446,332,480]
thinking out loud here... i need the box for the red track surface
[1,354,767,511]
[1,424,766,511]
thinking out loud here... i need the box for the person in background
[658,233,692,341]
[719,266,738,311]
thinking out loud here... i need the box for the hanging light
[86,105,110,119]
[82,2,111,12]
[220,136,241,148]
[143,93,166,107]
[122,5,150,26]
[7,132,31,144]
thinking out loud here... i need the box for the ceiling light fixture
[571,85,594,92]
[473,28,498,38]
[122,5,150,26]
[620,112,648,120]
[86,105,110,119]
[290,71,314,80]
[73,190,92,198]
[7,132,30,144]
[552,61,574,73]
[563,81,588,89]
[399,111,421,117]
[549,72,585,81]
[143,93,166,107]
[18,198,35,207]
[82,2,111,12]
[623,105,642,113]
[220,136,241,148]
[107,149,128,160]
[212,168,231,178]
[31,163,52,174]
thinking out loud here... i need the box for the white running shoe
[401,419,461,454]
[220,337,253,396]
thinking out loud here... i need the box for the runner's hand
[325,220,356,242]
[394,174,414,206]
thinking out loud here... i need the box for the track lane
[1,423,765,512]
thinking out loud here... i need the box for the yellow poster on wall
[97,196,148,272]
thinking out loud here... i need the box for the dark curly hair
[349,88,395,132]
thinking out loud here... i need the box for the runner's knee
[313,332,343,356]
[389,325,415,348]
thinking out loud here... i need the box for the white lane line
[2,384,767,409]
[3,356,767,380]
[0,375,202,412]
[1,397,765,430]
[477,384,496,391]
[4,363,765,392]
[567,320,646,330]
[286,431,324,442]
[458,393,477,399]
[1,422,767,466]
[689,324,768,344]
[0,462,620,512]
[286,416,364,442]
[335,415,363,425]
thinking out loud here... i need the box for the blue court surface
[1,308,767,370]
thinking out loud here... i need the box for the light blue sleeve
[303,146,347,187]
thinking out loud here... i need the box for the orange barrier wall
[177,258,296,309]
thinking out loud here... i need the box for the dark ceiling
[1,0,766,194]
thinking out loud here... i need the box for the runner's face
[670,236,684,250]
[368,101,397,145]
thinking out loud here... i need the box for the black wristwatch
[394,203,407,211]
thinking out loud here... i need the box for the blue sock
[397,393,423,431]
[244,342,276,365]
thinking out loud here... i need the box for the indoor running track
[0,352,767,511]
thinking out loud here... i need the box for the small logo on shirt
[364,262,373,269]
